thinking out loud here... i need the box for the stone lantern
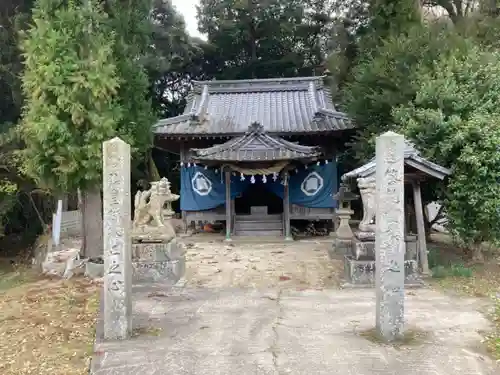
[329,183,359,257]
[332,183,358,239]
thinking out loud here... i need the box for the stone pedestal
[351,230,375,259]
[352,239,375,259]
[343,233,422,286]
[330,207,355,257]
[330,238,352,257]
[131,239,186,284]
[335,207,354,239]
[344,256,420,285]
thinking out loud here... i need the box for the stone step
[233,229,283,236]
[234,220,282,231]
[235,214,282,221]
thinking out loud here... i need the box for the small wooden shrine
[340,142,451,279]
[153,76,354,239]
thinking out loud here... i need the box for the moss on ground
[358,326,429,347]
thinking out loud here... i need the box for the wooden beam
[283,172,292,240]
[225,169,232,241]
[412,180,430,275]
[405,158,449,180]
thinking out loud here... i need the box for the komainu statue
[132,177,180,242]
[357,177,376,233]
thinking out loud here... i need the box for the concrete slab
[91,287,499,375]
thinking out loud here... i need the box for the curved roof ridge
[189,122,321,162]
[192,76,326,86]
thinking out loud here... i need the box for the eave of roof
[341,142,451,181]
[189,122,322,162]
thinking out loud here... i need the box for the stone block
[352,237,416,261]
[352,239,375,260]
[132,239,185,262]
[329,238,352,258]
[85,261,104,279]
[354,230,375,242]
[344,256,421,286]
[131,239,186,284]
[132,259,185,284]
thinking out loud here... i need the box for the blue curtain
[266,162,338,208]
[180,162,338,211]
[180,166,249,211]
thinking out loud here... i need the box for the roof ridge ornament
[248,122,264,134]
[190,84,210,122]
[308,81,319,114]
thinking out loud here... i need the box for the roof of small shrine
[342,142,451,181]
[189,122,322,162]
[153,76,352,137]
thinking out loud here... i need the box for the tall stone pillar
[375,131,405,342]
[102,137,132,340]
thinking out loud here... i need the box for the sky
[171,0,206,40]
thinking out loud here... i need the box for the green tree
[197,0,335,79]
[20,0,153,258]
[363,0,422,50]
[0,0,55,243]
[146,0,207,118]
[342,24,466,162]
[336,24,467,236]
[326,0,421,98]
[394,43,500,256]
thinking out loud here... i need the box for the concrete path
[91,286,499,375]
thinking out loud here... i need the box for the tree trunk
[471,243,485,263]
[423,207,432,241]
[60,193,68,211]
[80,187,103,259]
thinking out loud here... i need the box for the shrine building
[152,76,354,239]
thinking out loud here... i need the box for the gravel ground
[180,237,343,289]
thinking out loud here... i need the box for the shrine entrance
[234,180,283,216]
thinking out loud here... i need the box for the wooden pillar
[283,172,292,240]
[330,157,339,236]
[412,180,429,275]
[225,169,232,241]
[231,198,235,234]
[179,142,187,233]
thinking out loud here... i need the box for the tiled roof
[153,76,352,136]
[342,142,451,181]
[189,122,321,162]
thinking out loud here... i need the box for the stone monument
[102,137,132,340]
[375,131,405,342]
[131,177,185,284]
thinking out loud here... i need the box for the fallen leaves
[0,265,99,375]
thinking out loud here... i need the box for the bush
[431,265,448,279]
[394,45,500,249]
